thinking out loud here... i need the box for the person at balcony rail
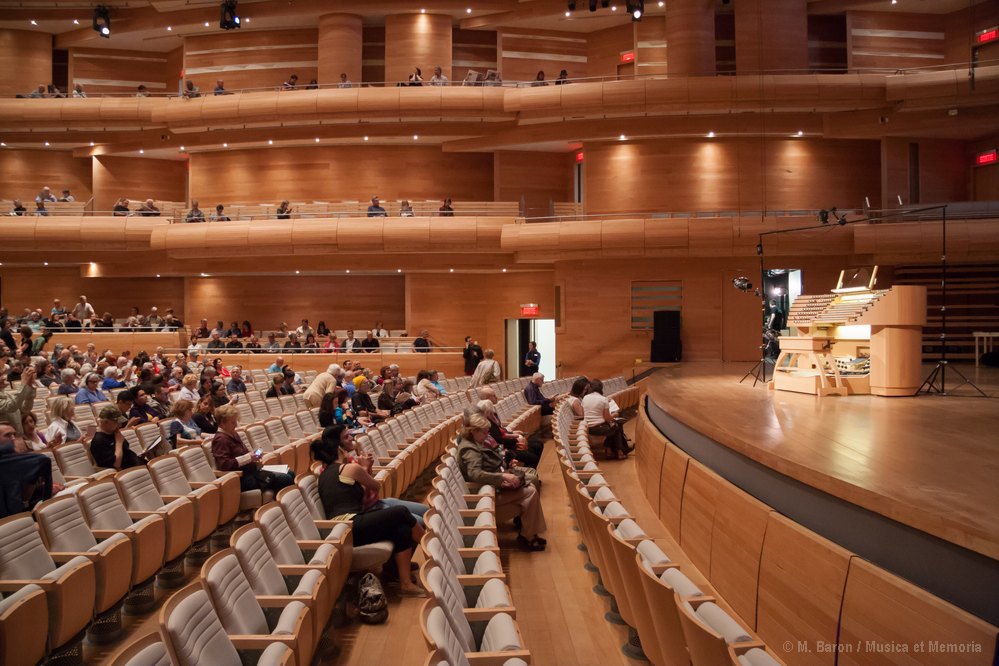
[429,65,448,86]
[338,73,352,88]
[185,199,205,222]
[282,73,299,90]
[367,195,387,217]
[438,197,454,216]
[137,198,160,216]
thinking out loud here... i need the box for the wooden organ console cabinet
[770,269,927,397]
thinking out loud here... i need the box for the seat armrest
[465,650,532,665]
[50,551,98,564]
[127,510,159,519]
[188,481,213,489]
[228,635,297,650]
[160,494,186,502]
[457,573,505,585]
[464,607,516,622]
[457,526,496,536]
[277,564,320,576]
[458,547,500,558]
[215,470,243,478]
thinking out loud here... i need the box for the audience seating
[0,583,49,666]
[146,455,223,559]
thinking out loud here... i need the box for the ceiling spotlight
[314,137,320,142]
[89,141,94,146]
[565,10,571,16]
[707,131,715,138]
[222,142,228,148]
[0,142,6,147]
[363,136,369,141]
[179,145,185,151]
[139,149,144,154]
[449,268,454,273]
[611,5,617,10]
[421,8,426,13]
[619,134,626,140]
[44,141,50,146]
[397,268,402,273]
[92,5,111,37]
[626,0,644,20]
[200,272,208,277]
[220,0,240,30]
[658,1,664,5]
[30,19,37,26]
[244,17,249,23]
[346,269,351,274]
[466,7,472,13]
[73,19,80,25]
[156,274,160,278]
[413,135,419,140]
[796,130,804,137]
[502,268,507,273]
[295,270,300,274]
[167,26,172,31]
[204,21,210,27]
[43,262,49,266]
[268,139,273,145]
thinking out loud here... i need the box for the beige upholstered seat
[113,467,196,570]
[419,598,528,663]
[108,632,170,666]
[0,515,96,660]
[52,442,115,481]
[0,583,48,666]
[147,455,222,548]
[254,503,342,589]
[174,445,251,523]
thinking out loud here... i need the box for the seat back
[54,442,98,477]
[201,551,269,636]
[281,415,304,440]
[246,425,273,452]
[34,494,99,552]
[0,516,58,579]
[264,420,288,447]
[161,585,242,666]
[148,456,195,496]
[175,446,216,483]
[230,525,290,596]
[255,504,307,566]
[278,487,322,540]
[77,480,133,530]
[115,468,166,512]
[295,474,327,520]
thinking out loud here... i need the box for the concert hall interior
[0,0,998,664]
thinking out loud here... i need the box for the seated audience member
[338,73,352,88]
[266,356,285,374]
[37,361,58,388]
[341,330,361,353]
[318,389,353,428]
[567,376,589,418]
[408,67,424,86]
[147,307,164,329]
[478,397,540,469]
[241,320,254,337]
[555,69,570,85]
[21,412,48,451]
[211,320,227,337]
[129,387,160,424]
[276,200,293,220]
[582,378,631,459]
[211,357,231,380]
[43,396,85,445]
[72,83,87,98]
[178,374,200,402]
[280,369,298,394]
[36,186,58,203]
[0,366,36,436]
[351,379,387,422]
[162,313,181,330]
[360,331,380,352]
[97,312,115,330]
[58,189,75,202]
[194,319,211,340]
[457,413,547,551]
[313,425,425,595]
[47,84,65,98]
[183,80,200,98]
[91,407,147,470]
[524,372,554,416]
[429,65,448,86]
[306,79,319,90]
[399,200,415,217]
[225,321,242,338]
[136,84,150,97]
[532,70,548,86]
[211,380,231,408]
[265,373,287,398]
[210,204,230,221]
[0,423,53,518]
[168,400,205,448]
[438,198,454,216]
[114,390,143,428]
[296,319,314,337]
[28,84,46,98]
[9,199,26,216]
[57,368,80,395]
[137,198,160,216]
[413,329,431,352]
[316,320,331,336]
[35,201,50,217]
[193,395,219,434]
[414,369,441,402]
[283,332,303,351]
[377,378,399,413]
[112,197,130,216]
[323,333,340,352]
[470,348,501,387]
[282,73,299,90]
[226,366,247,394]
[75,372,108,405]
[367,195,387,217]
[212,404,296,495]
[225,334,243,353]
[244,336,262,352]
[372,322,388,338]
[213,79,231,95]
[185,200,205,222]
[430,370,447,395]
[303,333,319,352]
[393,380,419,414]
[276,322,289,338]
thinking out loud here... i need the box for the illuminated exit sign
[619,51,635,63]
[976,149,997,166]
[520,304,540,316]
[977,27,998,44]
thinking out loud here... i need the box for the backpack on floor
[357,572,388,624]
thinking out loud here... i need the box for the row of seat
[553,396,788,666]
[631,400,999,666]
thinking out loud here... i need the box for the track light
[92,5,111,38]
[220,0,240,30]
[626,0,643,20]
[567,0,576,10]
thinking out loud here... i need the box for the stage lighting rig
[220,0,240,30]
[92,5,111,38]
[732,276,754,292]
[626,0,644,20]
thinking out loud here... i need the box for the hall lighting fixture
[223,142,228,148]
[220,0,240,30]
[295,270,300,274]
[397,268,402,273]
[346,269,351,273]
[466,8,472,13]
[73,19,80,25]
[611,5,617,11]
[314,137,320,142]
[626,0,643,21]
[421,8,426,13]
[200,272,208,277]
[179,145,185,151]
[565,11,571,16]
[707,131,715,138]
[363,136,369,141]
[796,130,804,136]
[0,142,5,147]
[89,141,94,146]
[449,268,455,273]
[156,274,161,278]
[44,141,50,146]
[139,149,144,154]
[30,19,37,26]
[92,5,111,37]
[658,1,664,6]
[244,17,249,23]
[413,134,419,140]
[502,268,507,272]
[44,262,49,266]
[268,139,273,145]
[167,26,172,31]
[619,134,626,140]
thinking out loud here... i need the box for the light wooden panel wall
[945,2,999,64]
[405,271,554,357]
[636,17,668,77]
[0,29,53,97]
[665,0,716,76]
[318,13,363,85]
[92,156,188,213]
[585,24,633,80]
[452,28,497,85]
[881,137,970,208]
[183,275,405,333]
[975,164,999,201]
[735,0,808,74]
[384,13,452,85]
[362,27,386,84]
[583,138,882,214]
[164,47,183,93]
[183,29,319,92]
[494,151,574,218]
[68,47,169,95]
[0,149,93,203]
[847,11,945,72]
[499,28,588,83]
[188,146,494,205]
[0,267,184,319]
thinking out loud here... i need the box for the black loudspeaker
[651,310,682,362]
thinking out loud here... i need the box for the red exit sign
[977,27,998,44]
[976,149,997,166]
[619,51,635,63]
[520,304,540,316]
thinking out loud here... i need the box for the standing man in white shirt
[71,295,95,330]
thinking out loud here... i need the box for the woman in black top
[193,395,219,434]
[312,425,425,596]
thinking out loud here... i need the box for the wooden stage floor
[643,362,999,561]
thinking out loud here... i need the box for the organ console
[769,267,927,397]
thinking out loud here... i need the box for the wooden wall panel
[945,2,999,65]
[500,28,588,84]
[919,139,970,203]
[494,151,574,218]
[0,267,184,320]
[847,11,945,72]
[0,149,93,204]
[384,14,452,86]
[183,29,318,93]
[69,47,168,95]
[666,0,716,76]
[709,483,771,628]
[585,24,633,80]
[164,47,183,93]
[92,156,188,213]
[808,14,848,73]
[0,29,53,97]
[974,164,999,201]
[405,271,554,357]
[188,146,494,205]
[736,0,808,74]
[318,14,363,86]
[184,275,405,333]
[362,27,386,85]
[452,28,497,85]
[584,138,881,215]
[636,17,668,77]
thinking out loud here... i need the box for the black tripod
[740,241,770,387]
[916,205,987,397]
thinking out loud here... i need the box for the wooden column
[0,30,52,96]
[665,0,716,76]
[318,13,362,85]
[384,13,452,85]
[735,0,807,74]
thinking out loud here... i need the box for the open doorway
[505,319,556,379]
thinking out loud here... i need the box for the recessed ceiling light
[565,10,571,16]
[363,136,369,141]
[315,137,320,143]
[397,268,402,273]
[73,19,80,25]
[0,142,5,147]
[658,0,664,5]
[43,261,49,266]
[421,8,426,13]
[89,262,96,268]
[204,21,210,27]
[295,270,300,274]
[268,139,273,145]
[139,149,144,154]
[796,130,803,137]
[200,272,208,277]
[502,268,507,273]
[619,134,626,140]
[707,131,715,138]
[244,17,249,23]
[346,269,351,274]
[223,142,228,148]
[611,5,617,10]
[156,274,161,278]
[449,268,454,273]
[413,135,419,140]
[89,141,94,146]
[179,145,185,151]
[167,26,172,31]
[44,141,50,146]
[30,19,37,26]
[466,7,472,13]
